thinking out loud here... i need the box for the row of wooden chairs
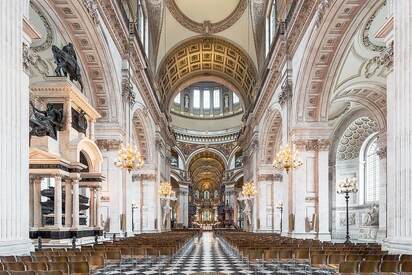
[0,272,62,275]
[338,260,412,273]
[0,261,90,275]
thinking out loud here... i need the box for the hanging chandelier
[115,143,144,173]
[273,143,303,173]
[241,181,257,199]
[159,182,173,198]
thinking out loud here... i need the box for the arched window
[361,135,380,203]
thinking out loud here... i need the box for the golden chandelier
[159,182,173,198]
[273,143,303,173]
[242,181,257,199]
[114,143,144,173]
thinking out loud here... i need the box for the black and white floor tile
[93,232,337,275]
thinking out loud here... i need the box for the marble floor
[93,232,336,274]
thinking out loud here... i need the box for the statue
[52,43,83,91]
[30,102,64,140]
[184,94,190,110]
[364,204,379,226]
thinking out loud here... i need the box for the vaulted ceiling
[188,151,225,191]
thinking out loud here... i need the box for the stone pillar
[32,177,42,228]
[72,178,80,228]
[318,140,331,241]
[0,0,32,255]
[178,185,189,227]
[89,188,95,227]
[64,179,72,228]
[376,133,387,240]
[54,175,63,228]
[95,188,101,228]
[384,0,412,253]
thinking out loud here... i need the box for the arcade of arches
[1,0,412,260]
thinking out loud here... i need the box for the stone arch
[259,106,283,165]
[157,35,258,111]
[133,105,155,163]
[186,147,228,169]
[77,138,103,173]
[293,0,378,124]
[37,0,123,124]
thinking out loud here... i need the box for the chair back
[24,262,47,272]
[380,261,400,272]
[338,261,359,273]
[401,261,412,272]
[4,263,25,272]
[359,261,380,273]
[68,262,89,275]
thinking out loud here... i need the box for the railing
[173,127,241,144]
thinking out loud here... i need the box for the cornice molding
[165,0,247,34]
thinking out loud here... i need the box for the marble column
[377,133,387,240]
[178,185,188,227]
[0,0,32,255]
[54,175,63,228]
[384,0,412,253]
[89,188,95,227]
[32,177,42,228]
[64,179,72,228]
[96,188,101,228]
[72,178,80,228]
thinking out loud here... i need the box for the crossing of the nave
[1,0,412,274]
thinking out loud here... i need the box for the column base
[317,232,332,241]
[382,238,412,254]
[0,239,33,256]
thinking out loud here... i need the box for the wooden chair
[4,263,25,272]
[24,262,47,272]
[36,271,63,275]
[8,271,36,275]
[87,256,104,271]
[0,257,16,264]
[68,256,86,263]
[46,262,69,275]
[16,257,31,264]
[338,261,359,274]
[345,254,363,262]
[294,249,310,261]
[0,271,8,275]
[382,254,400,261]
[311,254,328,268]
[68,262,89,275]
[359,261,380,273]
[401,255,412,262]
[401,261,412,272]
[379,261,400,273]
[263,249,278,262]
[104,251,121,264]
[32,256,48,263]
[50,256,68,263]
[328,254,346,268]
[278,249,293,261]
[364,254,382,261]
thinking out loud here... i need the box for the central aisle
[168,231,252,274]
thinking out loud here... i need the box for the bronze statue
[52,43,83,91]
[30,102,64,139]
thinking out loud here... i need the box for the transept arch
[133,106,155,163]
[77,138,103,173]
[157,35,258,111]
[259,106,283,165]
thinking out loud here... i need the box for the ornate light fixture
[115,9,143,173]
[337,177,358,243]
[241,181,257,199]
[159,182,174,199]
[115,144,144,173]
[273,143,303,173]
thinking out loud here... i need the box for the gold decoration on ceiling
[157,37,257,108]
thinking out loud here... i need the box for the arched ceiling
[188,150,225,191]
[157,36,258,111]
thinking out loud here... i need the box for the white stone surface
[0,0,33,255]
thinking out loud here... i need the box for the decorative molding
[362,3,386,52]
[278,78,292,106]
[96,139,122,151]
[379,41,394,70]
[82,0,100,25]
[30,2,53,53]
[377,146,387,159]
[314,0,331,28]
[165,0,247,34]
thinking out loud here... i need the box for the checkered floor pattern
[93,232,337,274]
